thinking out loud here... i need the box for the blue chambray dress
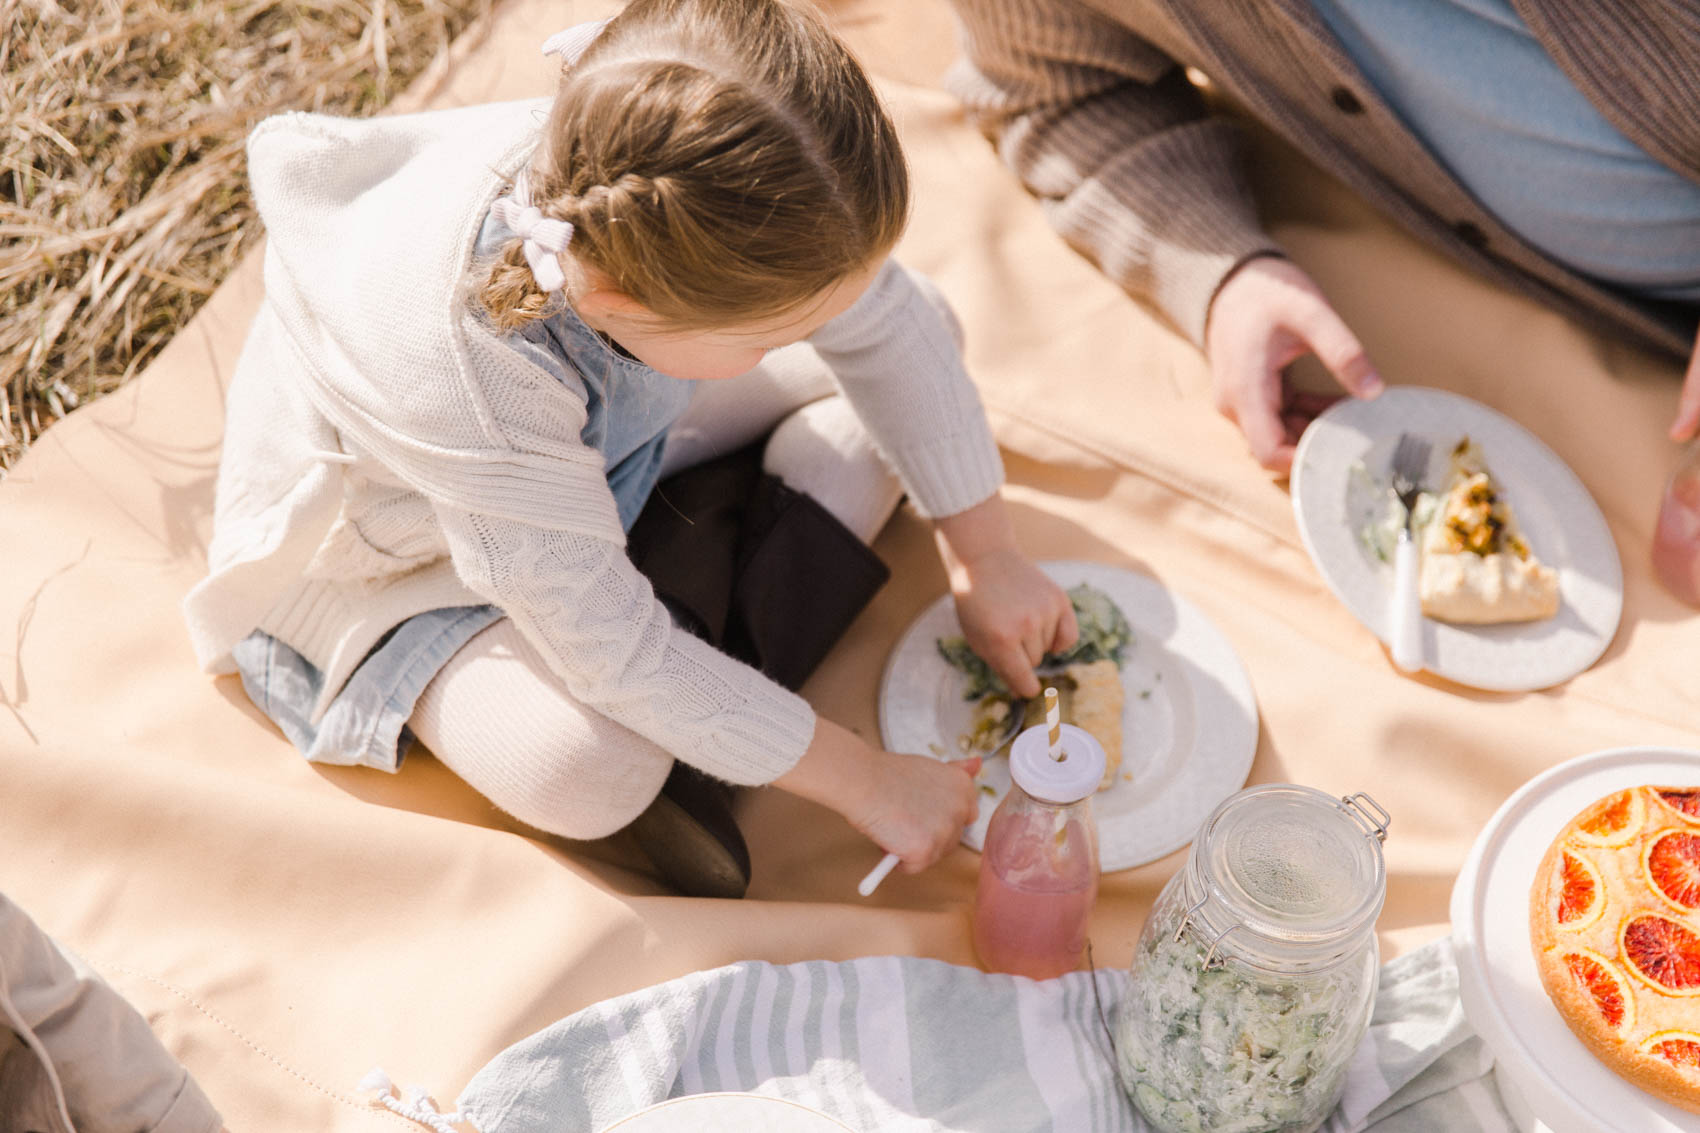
[232,205,695,770]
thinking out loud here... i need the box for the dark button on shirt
[1454,220,1489,249]
[1330,86,1365,114]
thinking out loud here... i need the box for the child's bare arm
[773,718,979,873]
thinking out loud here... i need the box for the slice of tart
[1418,438,1560,624]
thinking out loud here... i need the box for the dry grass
[1,0,496,473]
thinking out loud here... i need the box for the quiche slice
[1530,785,1700,1114]
[1418,439,1559,624]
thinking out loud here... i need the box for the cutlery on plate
[1388,433,1431,673]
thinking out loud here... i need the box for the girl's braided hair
[480,0,910,331]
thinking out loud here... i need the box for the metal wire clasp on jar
[1114,786,1391,1133]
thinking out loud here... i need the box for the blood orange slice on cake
[1561,948,1636,1034]
[1647,832,1700,912]
[1572,789,1647,848]
[1654,789,1700,824]
[1556,849,1605,930]
[1623,915,1700,996]
[1642,1031,1700,1074]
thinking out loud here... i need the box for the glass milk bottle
[1115,785,1389,1133]
[972,723,1104,979]
[1654,440,1700,606]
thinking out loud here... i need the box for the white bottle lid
[1009,723,1106,805]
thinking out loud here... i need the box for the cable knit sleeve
[434,505,817,785]
[944,0,1282,344]
[806,259,1005,519]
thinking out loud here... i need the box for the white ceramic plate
[598,1093,853,1133]
[1451,747,1700,1133]
[878,561,1259,871]
[1290,386,1622,691]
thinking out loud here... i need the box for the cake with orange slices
[1530,785,1700,1113]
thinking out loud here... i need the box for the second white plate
[878,561,1259,872]
[1291,386,1622,691]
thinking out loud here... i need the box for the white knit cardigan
[183,99,1005,785]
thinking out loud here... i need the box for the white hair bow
[491,172,572,294]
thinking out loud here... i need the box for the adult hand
[775,719,980,872]
[1205,256,1385,475]
[1667,319,1700,441]
[932,495,1078,699]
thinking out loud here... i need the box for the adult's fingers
[1287,388,1346,417]
[1262,440,1299,476]
[1236,382,1295,473]
[1281,392,1340,449]
[1293,299,1383,399]
[1281,411,1314,446]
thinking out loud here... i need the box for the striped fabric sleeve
[944,0,1283,345]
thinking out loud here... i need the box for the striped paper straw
[1044,686,1062,761]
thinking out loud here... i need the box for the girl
[184,0,1075,897]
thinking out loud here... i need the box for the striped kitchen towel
[435,938,1509,1133]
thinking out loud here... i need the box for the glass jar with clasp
[1114,785,1391,1133]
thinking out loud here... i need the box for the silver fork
[988,661,1073,752]
[1388,433,1431,673]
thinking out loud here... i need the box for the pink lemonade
[1654,470,1700,606]
[972,809,1098,980]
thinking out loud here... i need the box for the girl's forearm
[931,492,1018,578]
[771,717,878,812]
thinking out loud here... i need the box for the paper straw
[858,852,900,897]
[1045,686,1061,761]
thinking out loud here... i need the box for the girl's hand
[950,548,1077,699]
[933,496,1078,699]
[774,720,980,872]
[850,750,982,872]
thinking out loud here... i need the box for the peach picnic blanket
[1,0,1696,1127]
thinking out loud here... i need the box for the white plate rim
[1290,386,1623,692]
[876,560,1260,871]
[1450,746,1700,1133]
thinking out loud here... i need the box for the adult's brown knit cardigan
[948,0,1700,357]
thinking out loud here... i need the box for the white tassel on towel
[358,1067,466,1133]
